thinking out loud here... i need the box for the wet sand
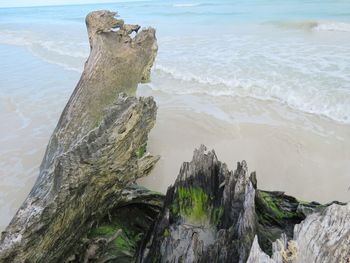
[0,44,78,230]
[138,88,350,203]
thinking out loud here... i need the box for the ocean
[0,0,350,229]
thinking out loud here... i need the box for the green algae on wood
[255,190,308,256]
[136,144,147,158]
[171,186,224,225]
[88,219,141,260]
[163,228,170,238]
[65,185,164,262]
[211,206,224,225]
[258,191,296,220]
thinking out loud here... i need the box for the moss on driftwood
[136,144,147,159]
[255,190,321,256]
[65,186,164,263]
[171,186,224,226]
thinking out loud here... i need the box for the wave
[1,27,349,125]
[313,21,350,32]
[154,65,350,124]
[151,11,242,17]
[173,3,201,8]
[269,20,350,33]
[0,29,87,72]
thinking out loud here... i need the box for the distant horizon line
[0,0,149,9]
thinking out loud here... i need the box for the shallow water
[1,0,350,122]
[0,0,349,230]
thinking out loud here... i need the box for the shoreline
[0,44,349,233]
[0,44,78,231]
[138,88,350,203]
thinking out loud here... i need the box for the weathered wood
[139,145,257,263]
[0,10,158,263]
[138,145,349,263]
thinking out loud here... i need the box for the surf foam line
[0,29,87,72]
[154,64,350,124]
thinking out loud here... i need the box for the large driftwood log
[0,10,158,262]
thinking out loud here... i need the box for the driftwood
[0,10,158,262]
[138,146,349,263]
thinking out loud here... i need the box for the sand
[138,87,350,203]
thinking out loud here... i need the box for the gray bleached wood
[0,10,158,263]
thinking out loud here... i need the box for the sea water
[0,0,350,229]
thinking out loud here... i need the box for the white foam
[0,29,87,72]
[270,20,350,33]
[154,64,350,124]
[1,25,349,125]
[313,21,350,32]
[38,41,87,58]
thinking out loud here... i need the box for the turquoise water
[1,0,349,122]
[1,0,350,24]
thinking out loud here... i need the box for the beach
[138,87,350,203]
[0,0,350,231]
